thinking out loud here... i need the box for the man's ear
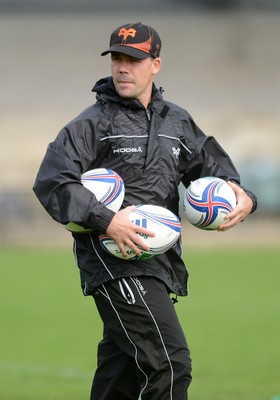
[152,57,161,75]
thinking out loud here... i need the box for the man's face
[111,53,161,108]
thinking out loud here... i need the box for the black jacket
[33,77,257,296]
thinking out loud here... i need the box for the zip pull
[145,108,151,121]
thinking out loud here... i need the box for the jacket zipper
[145,108,151,121]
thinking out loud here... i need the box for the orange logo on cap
[118,28,137,41]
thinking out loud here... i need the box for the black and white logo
[172,147,180,158]
[131,277,147,296]
[113,146,142,154]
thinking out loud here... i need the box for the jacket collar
[92,76,164,110]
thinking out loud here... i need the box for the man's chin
[116,90,135,100]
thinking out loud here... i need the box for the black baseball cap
[101,22,161,60]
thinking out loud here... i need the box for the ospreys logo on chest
[172,147,180,158]
[113,146,143,154]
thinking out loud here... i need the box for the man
[33,22,257,400]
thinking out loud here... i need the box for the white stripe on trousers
[98,277,175,399]
[99,283,149,398]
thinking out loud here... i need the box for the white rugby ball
[99,234,154,261]
[99,204,181,260]
[65,168,125,233]
[183,177,236,230]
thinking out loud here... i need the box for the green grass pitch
[0,246,279,400]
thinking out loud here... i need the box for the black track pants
[90,276,192,400]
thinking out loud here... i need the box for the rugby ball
[99,234,154,261]
[183,177,236,230]
[65,168,125,233]
[99,204,181,260]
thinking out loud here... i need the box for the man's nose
[118,60,129,72]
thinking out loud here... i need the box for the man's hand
[106,205,155,257]
[218,181,253,232]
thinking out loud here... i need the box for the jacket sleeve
[33,122,115,232]
[181,118,257,213]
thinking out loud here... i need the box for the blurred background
[1,0,280,247]
[1,3,280,400]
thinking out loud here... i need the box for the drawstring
[172,295,178,304]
